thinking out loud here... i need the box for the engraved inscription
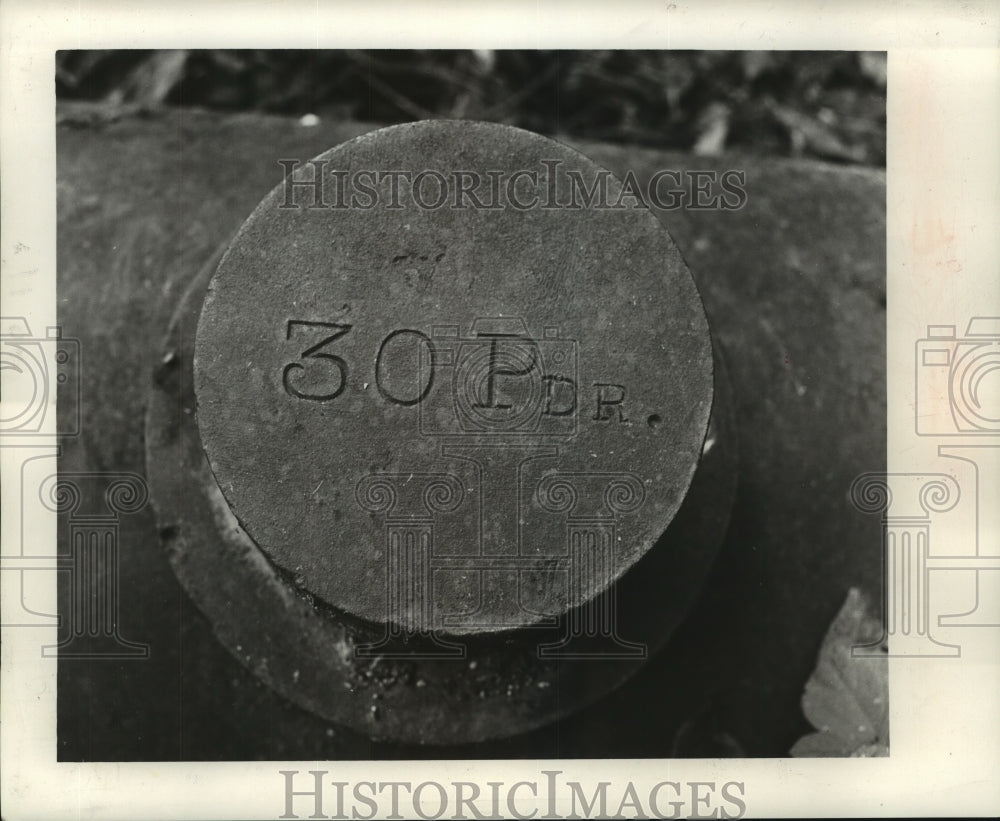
[419,318,578,437]
[593,382,628,423]
[375,328,435,406]
[279,317,640,433]
[281,320,352,401]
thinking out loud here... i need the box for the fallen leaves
[791,588,889,757]
[55,50,885,166]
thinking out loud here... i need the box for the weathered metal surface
[146,120,734,743]
[145,245,735,743]
[55,104,885,759]
[194,121,714,635]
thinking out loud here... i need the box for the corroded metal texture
[194,121,715,635]
[146,244,735,743]
[55,104,885,758]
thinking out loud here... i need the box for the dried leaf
[692,102,731,156]
[740,51,774,81]
[105,50,189,108]
[858,52,888,89]
[768,100,867,163]
[55,50,884,167]
[790,588,889,757]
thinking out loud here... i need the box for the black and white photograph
[2,4,998,819]
[49,48,890,768]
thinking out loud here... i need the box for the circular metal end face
[195,120,712,635]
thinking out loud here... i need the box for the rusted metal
[194,121,716,636]
[149,120,735,743]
